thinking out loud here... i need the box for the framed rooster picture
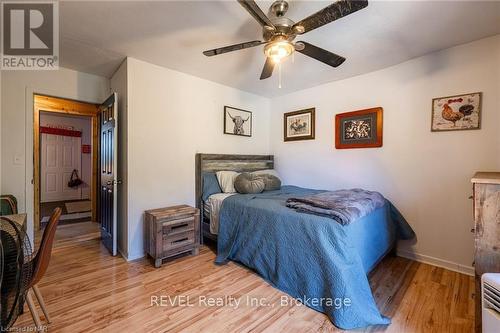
[284,108,315,142]
[431,92,482,132]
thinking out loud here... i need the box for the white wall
[125,57,271,259]
[39,113,92,200]
[1,68,109,239]
[270,35,500,274]
[110,59,129,257]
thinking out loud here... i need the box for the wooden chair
[25,207,61,330]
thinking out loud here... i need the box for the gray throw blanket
[286,188,386,225]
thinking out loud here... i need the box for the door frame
[34,94,100,230]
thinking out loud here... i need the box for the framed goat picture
[431,92,482,132]
[224,106,252,137]
[335,107,383,149]
[284,108,315,142]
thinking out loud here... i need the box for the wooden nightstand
[144,205,200,267]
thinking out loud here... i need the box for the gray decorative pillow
[234,173,265,194]
[256,174,281,191]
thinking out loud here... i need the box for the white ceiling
[60,1,500,97]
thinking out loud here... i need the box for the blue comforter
[215,186,415,330]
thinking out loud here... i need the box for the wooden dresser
[145,205,200,267]
[471,172,500,332]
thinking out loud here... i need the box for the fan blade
[237,0,276,30]
[203,40,264,56]
[295,41,346,67]
[293,0,368,34]
[260,57,275,80]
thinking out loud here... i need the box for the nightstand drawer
[163,231,195,251]
[162,217,195,236]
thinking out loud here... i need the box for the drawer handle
[172,237,189,244]
[171,223,189,230]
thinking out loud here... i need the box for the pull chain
[278,62,282,89]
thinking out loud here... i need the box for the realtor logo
[1,1,59,69]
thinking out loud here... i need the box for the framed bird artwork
[284,108,315,142]
[431,92,482,132]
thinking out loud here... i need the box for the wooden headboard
[195,153,274,211]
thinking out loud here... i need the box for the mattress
[215,185,415,329]
[205,192,235,234]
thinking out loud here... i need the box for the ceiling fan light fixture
[264,41,294,63]
[204,0,368,80]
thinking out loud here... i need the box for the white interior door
[41,133,82,202]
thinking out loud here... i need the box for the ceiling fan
[203,0,369,80]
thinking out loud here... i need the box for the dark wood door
[99,93,118,256]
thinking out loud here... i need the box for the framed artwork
[224,106,252,137]
[284,108,315,142]
[431,92,482,132]
[335,107,383,149]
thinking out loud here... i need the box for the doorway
[33,93,119,256]
[33,95,99,234]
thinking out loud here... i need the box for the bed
[194,154,415,330]
[195,154,275,242]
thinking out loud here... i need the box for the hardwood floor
[34,221,101,248]
[14,231,474,332]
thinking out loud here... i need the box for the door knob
[113,180,122,185]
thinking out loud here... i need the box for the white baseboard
[397,249,474,276]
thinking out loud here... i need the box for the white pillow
[252,169,280,179]
[216,171,240,193]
